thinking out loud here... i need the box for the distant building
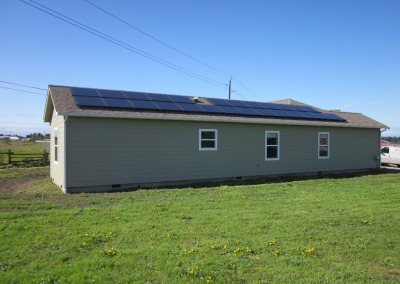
[0,136,19,141]
[381,140,390,147]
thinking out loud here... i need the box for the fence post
[8,149,12,164]
[43,149,49,162]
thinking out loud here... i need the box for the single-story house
[43,85,388,193]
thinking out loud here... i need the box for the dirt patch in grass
[0,167,50,194]
[0,178,34,194]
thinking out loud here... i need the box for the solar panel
[303,112,324,119]
[73,95,105,107]
[290,111,310,119]
[288,105,316,112]
[123,91,150,101]
[316,113,345,121]
[70,87,346,122]
[146,93,173,102]
[207,98,233,107]
[325,113,346,121]
[153,101,182,111]
[228,100,250,108]
[179,103,204,112]
[244,101,265,109]
[255,108,280,117]
[131,100,159,110]
[168,95,194,104]
[99,89,126,99]
[237,107,262,116]
[103,98,132,108]
[273,104,294,111]
[271,109,294,117]
[198,104,225,114]
[218,106,245,115]
[70,87,100,97]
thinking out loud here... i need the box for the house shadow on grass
[110,167,398,193]
[79,167,399,194]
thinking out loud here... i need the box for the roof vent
[193,96,200,103]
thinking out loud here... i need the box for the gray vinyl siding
[50,112,65,191]
[64,117,380,189]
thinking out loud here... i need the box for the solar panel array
[70,87,346,122]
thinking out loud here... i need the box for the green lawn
[0,139,47,154]
[0,140,49,168]
[0,168,399,283]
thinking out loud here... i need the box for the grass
[0,139,47,154]
[0,140,49,168]
[0,168,399,283]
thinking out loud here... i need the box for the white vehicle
[381,146,400,167]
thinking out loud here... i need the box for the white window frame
[54,128,59,164]
[199,129,218,151]
[265,131,280,161]
[318,132,330,159]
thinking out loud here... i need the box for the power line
[0,121,47,126]
[0,80,47,91]
[83,0,231,78]
[83,1,260,101]
[232,77,263,101]
[19,0,227,90]
[0,86,46,96]
[231,90,247,100]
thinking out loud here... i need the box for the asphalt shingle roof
[44,85,388,129]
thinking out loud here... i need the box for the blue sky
[1,0,399,136]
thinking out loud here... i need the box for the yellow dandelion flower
[306,247,315,254]
[269,240,276,245]
[187,268,195,275]
[233,247,241,253]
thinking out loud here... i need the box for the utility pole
[228,77,232,100]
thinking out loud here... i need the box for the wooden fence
[0,149,49,166]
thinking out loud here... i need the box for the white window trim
[199,129,218,151]
[318,132,330,159]
[54,128,59,164]
[265,131,280,161]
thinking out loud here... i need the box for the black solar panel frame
[73,95,105,107]
[130,100,159,110]
[70,87,346,122]
[103,97,133,108]
[123,91,151,101]
[71,87,100,97]
[99,89,126,99]
[153,101,183,111]
[168,95,195,104]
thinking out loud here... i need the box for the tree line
[382,136,400,144]
[0,133,50,140]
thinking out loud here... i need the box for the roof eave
[57,111,387,128]
[43,87,54,122]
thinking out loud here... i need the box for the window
[318,132,330,159]
[54,128,58,163]
[265,131,279,160]
[199,129,217,151]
